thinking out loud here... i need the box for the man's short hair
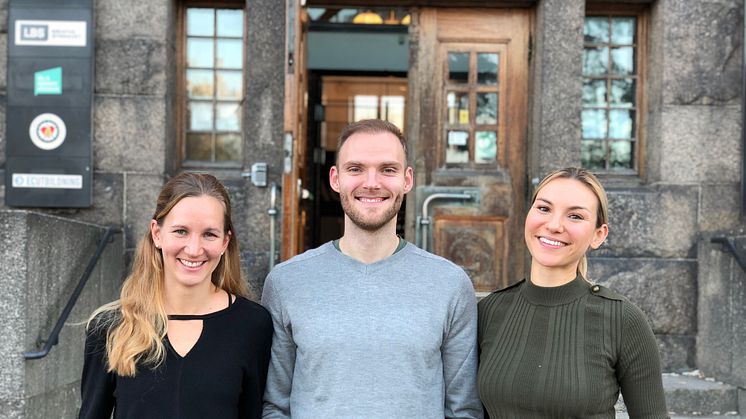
[336,119,408,164]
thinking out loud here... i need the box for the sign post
[5,0,94,207]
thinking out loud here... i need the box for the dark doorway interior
[303,70,408,249]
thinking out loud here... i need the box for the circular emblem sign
[29,113,67,150]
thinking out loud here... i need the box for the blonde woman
[79,173,272,419]
[478,167,667,418]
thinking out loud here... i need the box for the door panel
[409,8,530,292]
[434,215,508,293]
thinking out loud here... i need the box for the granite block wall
[0,210,123,419]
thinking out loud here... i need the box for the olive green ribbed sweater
[477,276,668,419]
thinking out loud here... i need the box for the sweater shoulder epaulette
[589,284,625,302]
[492,279,525,294]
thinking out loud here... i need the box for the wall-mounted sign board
[5,0,94,208]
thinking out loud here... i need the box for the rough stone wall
[0,210,123,419]
[528,0,585,179]
[697,236,746,388]
[0,0,286,294]
[0,0,172,272]
[531,0,745,372]
[238,0,286,295]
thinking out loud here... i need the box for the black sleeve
[238,304,274,419]
[79,319,116,419]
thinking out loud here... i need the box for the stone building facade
[0,0,744,417]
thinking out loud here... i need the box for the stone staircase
[616,371,743,418]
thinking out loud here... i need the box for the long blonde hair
[530,167,609,279]
[89,173,248,376]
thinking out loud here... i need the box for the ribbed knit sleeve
[617,303,668,418]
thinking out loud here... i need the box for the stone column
[241,0,286,295]
[528,0,585,180]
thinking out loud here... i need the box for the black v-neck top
[79,296,273,419]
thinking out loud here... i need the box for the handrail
[711,236,746,273]
[24,226,121,360]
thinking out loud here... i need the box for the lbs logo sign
[14,20,87,47]
[28,113,67,150]
[20,24,47,41]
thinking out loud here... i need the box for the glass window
[182,5,245,164]
[582,13,642,172]
[442,46,502,167]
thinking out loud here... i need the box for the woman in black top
[79,173,273,419]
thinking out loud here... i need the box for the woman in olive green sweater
[478,167,668,418]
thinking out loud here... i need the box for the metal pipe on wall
[417,193,473,252]
[268,182,278,270]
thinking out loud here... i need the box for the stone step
[615,372,741,418]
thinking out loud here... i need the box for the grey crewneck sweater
[261,241,482,419]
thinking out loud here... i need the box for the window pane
[186,133,212,160]
[582,109,607,139]
[611,17,636,44]
[610,78,635,107]
[354,95,378,120]
[447,92,469,125]
[477,53,498,85]
[216,133,242,161]
[187,8,214,36]
[475,131,497,163]
[583,47,608,76]
[216,39,243,69]
[216,70,242,100]
[584,17,609,43]
[610,140,633,169]
[189,102,213,130]
[217,9,243,37]
[187,69,214,99]
[448,52,469,83]
[581,140,606,170]
[609,109,634,139]
[446,131,469,163]
[611,47,634,75]
[476,93,497,124]
[216,103,241,131]
[187,39,214,68]
[382,96,405,129]
[582,79,607,106]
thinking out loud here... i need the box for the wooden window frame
[439,42,507,169]
[176,0,247,169]
[583,3,648,178]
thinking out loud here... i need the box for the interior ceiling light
[352,10,383,24]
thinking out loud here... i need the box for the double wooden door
[283,6,531,292]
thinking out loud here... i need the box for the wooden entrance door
[408,8,530,292]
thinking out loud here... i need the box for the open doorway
[298,6,411,251]
[303,73,408,249]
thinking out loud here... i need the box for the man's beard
[340,192,403,232]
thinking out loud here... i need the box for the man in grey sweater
[261,119,482,419]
